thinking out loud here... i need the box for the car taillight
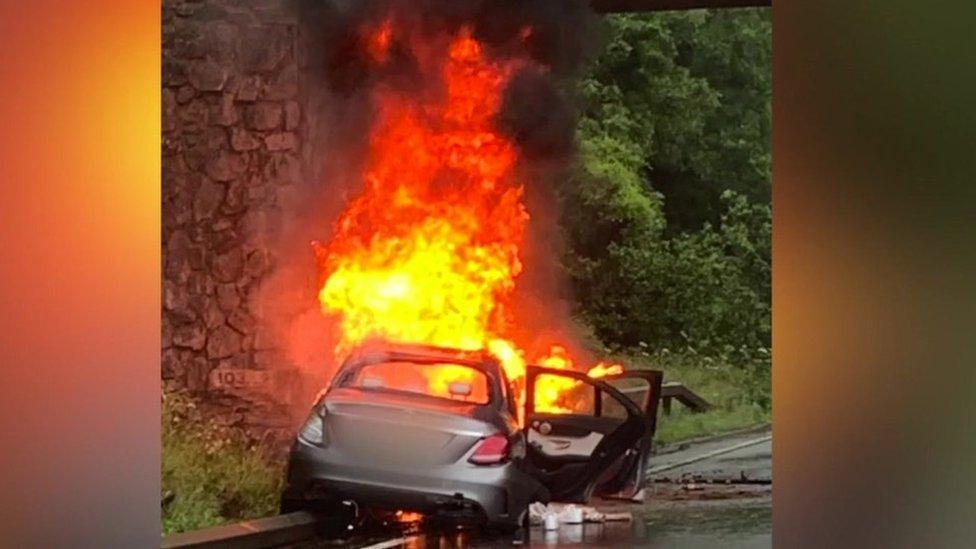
[469,434,509,465]
[298,407,326,446]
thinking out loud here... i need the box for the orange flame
[393,510,424,523]
[364,19,393,64]
[315,24,622,419]
[533,346,625,414]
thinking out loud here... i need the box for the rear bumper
[283,439,543,526]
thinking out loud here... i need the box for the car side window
[599,378,650,420]
[532,373,596,415]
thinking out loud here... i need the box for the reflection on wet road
[297,497,771,548]
[460,500,769,548]
[298,430,773,548]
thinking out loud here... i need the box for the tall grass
[622,350,771,445]
[161,389,284,535]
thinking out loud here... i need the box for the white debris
[602,512,633,522]
[562,505,583,524]
[528,502,611,525]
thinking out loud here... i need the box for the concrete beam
[591,0,771,13]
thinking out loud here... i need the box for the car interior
[347,360,492,404]
[522,368,661,502]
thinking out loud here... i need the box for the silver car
[280,343,662,532]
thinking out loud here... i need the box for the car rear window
[345,361,490,405]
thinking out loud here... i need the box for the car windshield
[344,360,491,405]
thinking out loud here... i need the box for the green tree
[561,9,771,360]
[579,9,771,232]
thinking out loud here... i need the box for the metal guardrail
[621,381,712,415]
[646,434,771,476]
[660,381,711,415]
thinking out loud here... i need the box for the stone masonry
[162,0,307,443]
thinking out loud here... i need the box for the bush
[560,9,771,363]
[562,184,770,360]
[161,389,284,535]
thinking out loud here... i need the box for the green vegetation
[628,351,770,445]
[160,10,770,535]
[161,389,284,535]
[564,9,771,440]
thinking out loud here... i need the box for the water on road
[297,429,773,548]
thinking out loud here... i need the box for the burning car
[280,343,662,531]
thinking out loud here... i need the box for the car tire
[488,509,528,536]
[280,496,347,516]
[279,495,306,514]
[487,521,520,535]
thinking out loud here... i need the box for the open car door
[524,366,663,503]
[596,369,664,500]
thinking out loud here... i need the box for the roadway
[292,428,773,548]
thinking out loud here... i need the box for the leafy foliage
[561,9,771,366]
[647,352,770,445]
[161,389,284,534]
[577,9,771,232]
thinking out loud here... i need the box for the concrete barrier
[161,512,318,549]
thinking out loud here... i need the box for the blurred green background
[774,0,976,546]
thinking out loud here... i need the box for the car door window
[600,377,651,420]
[593,370,664,500]
[526,373,603,458]
[532,373,596,416]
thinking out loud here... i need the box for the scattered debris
[528,502,633,526]
[650,482,772,502]
[602,512,634,522]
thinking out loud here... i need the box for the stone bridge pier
[162,0,324,445]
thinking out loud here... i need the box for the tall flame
[314,24,621,418]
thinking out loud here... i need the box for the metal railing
[620,381,712,416]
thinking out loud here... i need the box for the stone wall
[162,0,307,442]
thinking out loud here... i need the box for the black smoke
[296,0,599,160]
[254,0,606,396]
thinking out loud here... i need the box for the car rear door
[523,366,661,502]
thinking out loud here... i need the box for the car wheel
[488,509,527,536]
[487,521,521,535]
[280,496,349,517]
[279,495,306,514]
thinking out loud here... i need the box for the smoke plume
[253,0,603,415]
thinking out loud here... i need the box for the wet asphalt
[292,430,773,548]
[292,495,771,548]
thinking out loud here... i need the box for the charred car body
[281,343,662,531]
